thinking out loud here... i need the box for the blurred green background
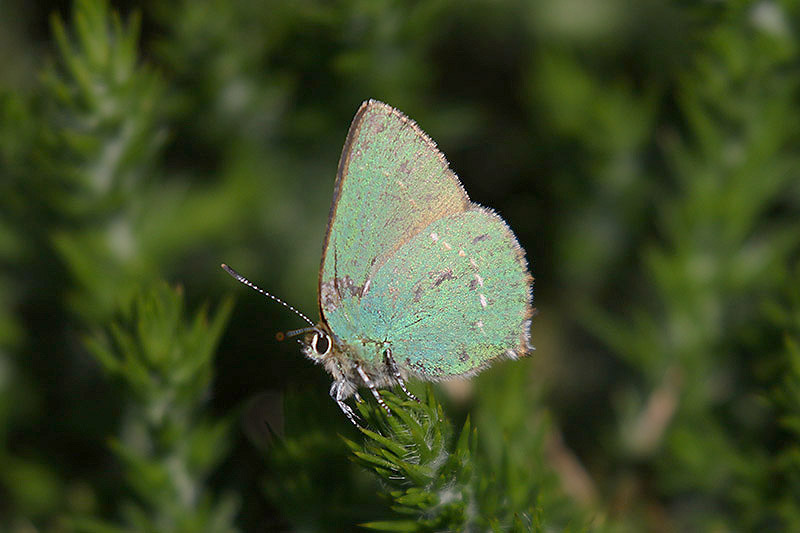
[1,0,800,531]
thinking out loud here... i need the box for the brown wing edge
[316,99,472,322]
[316,100,373,322]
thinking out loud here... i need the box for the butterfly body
[300,100,534,423]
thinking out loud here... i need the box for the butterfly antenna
[275,326,316,342]
[221,264,316,327]
[285,327,316,338]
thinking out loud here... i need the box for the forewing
[357,207,533,378]
[319,100,470,335]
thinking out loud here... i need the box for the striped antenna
[275,326,316,341]
[221,264,316,327]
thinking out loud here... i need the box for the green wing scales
[319,100,533,376]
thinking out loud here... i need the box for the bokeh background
[2,0,800,530]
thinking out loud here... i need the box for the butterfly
[223,100,533,425]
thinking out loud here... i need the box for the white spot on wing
[362,279,371,297]
[430,232,439,242]
[479,294,488,308]
[470,258,478,269]
[474,274,484,287]
[505,349,519,360]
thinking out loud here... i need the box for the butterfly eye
[312,331,331,356]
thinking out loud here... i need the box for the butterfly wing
[357,206,533,377]
[319,100,470,338]
[319,100,533,374]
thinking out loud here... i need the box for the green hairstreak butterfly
[223,100,533,425]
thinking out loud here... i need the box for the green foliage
[346,388,549,532]
[349,390,483,532]
[569,3,800,529]
[40,0,166,321]
[79,284,237,532]
[1,0,800,531]
[757,270,800,529]
[776,323,800,528]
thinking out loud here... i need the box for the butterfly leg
[384,348,420,402]
[355,363,392,416]
[330,380,361,427]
